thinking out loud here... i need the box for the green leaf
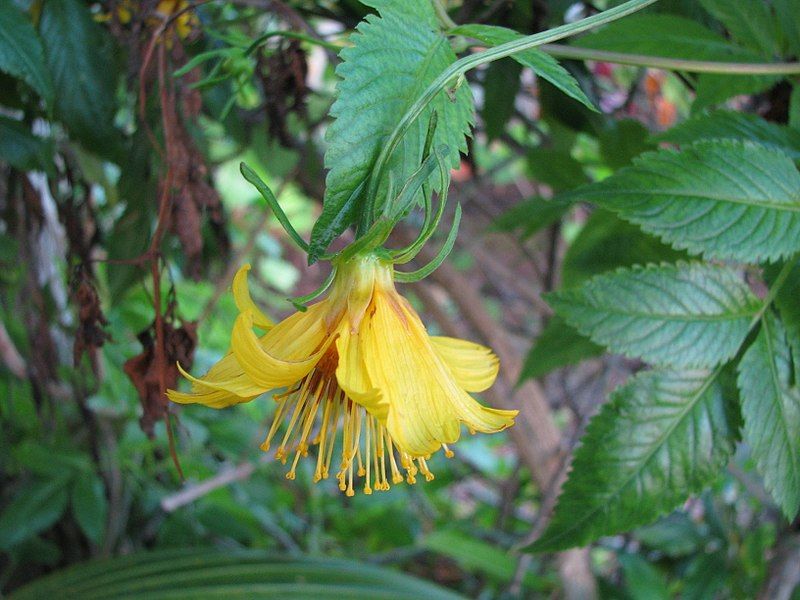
[71,474,108,545]
[11,549,465,600]
[767,260,800,381]
[0,116,53,173]
[423,530,546,590]
[635,512,706,557]
[737,313,800,519]
[527,147,589,191]
[618,554,670,600]
[481,59,521,141]
[773,0,800,57]
[698,0,780,56]
[561,209,686,289]
[531,368,737,552]
[0,2,53,104]
[791,84,800,130]
[519,315,603,381]
[39,0,123,160]
[492,197,569,239]
[548,262,760,368]
[310,0,473,258]
[598,119,654,170]
[0,478,70,550]
[574,15,779,110]
[575,14,768,63]
[451,24,597,112]
[682,552,728,600]
[571,140,800,264]
[654,110,800,160]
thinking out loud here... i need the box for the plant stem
[540,43,800,75]
[365,0,659,218]
[751,257,799,329]
[432,0,457,29]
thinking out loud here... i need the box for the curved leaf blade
[654,110,800,160]
[11,549,465,600]
[547,262,760,368]
[310,0,473,258]
[39,0,123,160]
[573,140,800,264]
[737,314,800,519]
[451,24,597,111]
[531,368,737,552]
[0,2,53,105]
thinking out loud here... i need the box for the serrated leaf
[571,140,800,264]
[71,474,108,545]
[548,262,760,368]
[531,368,737,552]
[520,315,603,381]
[310,0,473,258]
[655,111,800,160]
[0,116,53,173]
[767,261,800,382]
[737,313,800,519]
[0,478,70,550]
[39,0,123,160]
[698,0,780,56]
[451,24,597,112]
[574,15,779,110]
[561,209,686,289]
[0,2,53,105]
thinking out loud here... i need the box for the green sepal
[394,204,461,283]
[240,162,310,253]
[288,267,337,312]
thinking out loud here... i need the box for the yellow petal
[231,309,328,389]
[360,292,516,456]
[233,264,273,329]
[176,360,265,397]
[335,326,386,419]
[167,387,257,409]
[430,336,499,393]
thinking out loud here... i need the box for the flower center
[259,348,450,495]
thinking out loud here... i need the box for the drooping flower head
[169,253,517,495]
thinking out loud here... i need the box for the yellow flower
[155,0,196,39]
[169,254,517,495]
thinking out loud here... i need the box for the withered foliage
[160,44,230,280]
[124,316,197,436]
[261,39,309,147]
[72,270,110,371]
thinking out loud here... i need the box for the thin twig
[0,320,26,379]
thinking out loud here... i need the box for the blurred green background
[1,0,797,598]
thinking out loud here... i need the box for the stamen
[364,413,372,494]
[387,434,404,484]
[276,376,314,462]
[261,365,443,494]
[261,395,290,452]
[418,457,434,482]
[313,393,333,482]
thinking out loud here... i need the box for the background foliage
[1,0,799,598]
